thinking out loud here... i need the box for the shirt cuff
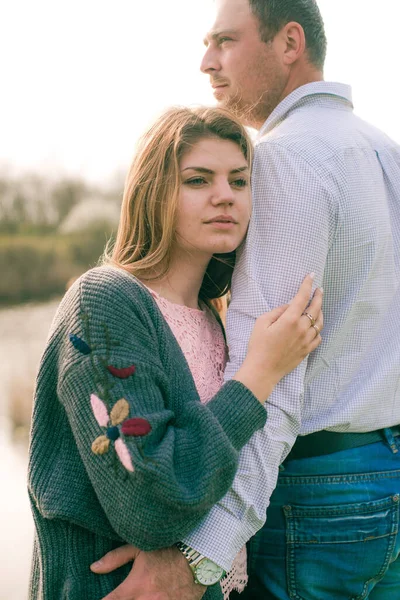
[182,503,258,572]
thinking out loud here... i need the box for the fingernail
[91,560,103,570]
[309,272,315,279]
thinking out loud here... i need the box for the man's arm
[183,140,337,570]
[91,141,335,594]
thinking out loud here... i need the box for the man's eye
[231,178,248,188]
[218,37,232,45]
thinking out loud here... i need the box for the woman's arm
[54,266,321,551]
[56,268,267,550]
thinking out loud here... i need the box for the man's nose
[200,46,220,74]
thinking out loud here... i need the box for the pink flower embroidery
[90,394,152,472]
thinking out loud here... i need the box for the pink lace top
[146,287,248,598]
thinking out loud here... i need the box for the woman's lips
[207,221,235,229]
[205,217,237,230]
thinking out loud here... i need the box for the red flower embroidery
[122,418,152,437]
[107,364,136,379]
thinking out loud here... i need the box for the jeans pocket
[284,494,399,600]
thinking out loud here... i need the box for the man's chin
[211,90,255,124]
[213,86,230,102]
[213,91,239,114]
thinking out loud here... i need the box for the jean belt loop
[382,427,399,454]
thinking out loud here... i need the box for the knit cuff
[207,379,267,451]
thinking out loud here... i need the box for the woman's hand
[233,274,323,404]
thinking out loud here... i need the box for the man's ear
[281,21,306,66]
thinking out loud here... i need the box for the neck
[141,250,211,309]
[252,68,324,130]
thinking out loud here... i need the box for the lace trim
[220,546,248,598]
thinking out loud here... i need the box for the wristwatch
[175,542,226,586]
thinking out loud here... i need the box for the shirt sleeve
[56,273,267,551]
[183,140,338,570]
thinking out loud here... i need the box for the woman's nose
[212,180,235,204]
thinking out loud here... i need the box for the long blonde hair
[105,106,253,303]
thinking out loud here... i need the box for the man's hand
[91,544,207,600]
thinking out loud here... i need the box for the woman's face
[175,136,251,259]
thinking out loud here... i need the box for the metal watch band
[175,542,203,566]
[175,542,226,586]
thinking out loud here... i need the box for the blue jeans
[241,429,400,600]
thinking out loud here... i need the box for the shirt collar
[257,81,353,139]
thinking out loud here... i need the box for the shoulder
[253,111,350,196]
[253,130,335,195]
[78,265,150,303]
[61,266,156,321]
[255,124,338,172]
[256,107,395,169]
[51,266,162,360]
[44,266,166,385]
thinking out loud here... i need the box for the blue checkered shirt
[183,82,400,571]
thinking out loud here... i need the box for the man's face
[201,0,288,128]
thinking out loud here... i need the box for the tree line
[0,171,123,305]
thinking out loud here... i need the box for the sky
[2,0,400,184]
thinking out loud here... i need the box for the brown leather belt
[285,425,400,462]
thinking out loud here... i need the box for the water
[0,299,60,600]
[1,418,35,600]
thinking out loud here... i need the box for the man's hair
[249,0,327,70]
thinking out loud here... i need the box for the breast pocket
[284,494,399,600]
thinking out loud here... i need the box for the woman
[28,107,323,600]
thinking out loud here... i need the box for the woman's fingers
[305,287,324,328]
[286,273,315,319]
[304,306,324,345]
[261,304,290,327]
[308,327,323,351]
[283,276,324,347]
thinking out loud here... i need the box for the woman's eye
[184,177,207,186]
[231,178,248,188]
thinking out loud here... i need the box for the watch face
[195,558,225,586]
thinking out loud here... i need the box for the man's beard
[217,50,287,129]
[220,85,284,129]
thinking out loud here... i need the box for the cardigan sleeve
[56,271,267,550]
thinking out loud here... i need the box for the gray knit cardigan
[28,266,267,600]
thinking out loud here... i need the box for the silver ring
[303,312,316,327]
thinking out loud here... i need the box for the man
[92,1,400,598]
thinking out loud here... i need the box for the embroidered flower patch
[121,418,152,437]
[107,364,136,379]
[69,314,152,475]
[91,395,152,472]
[69,334,92,355]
